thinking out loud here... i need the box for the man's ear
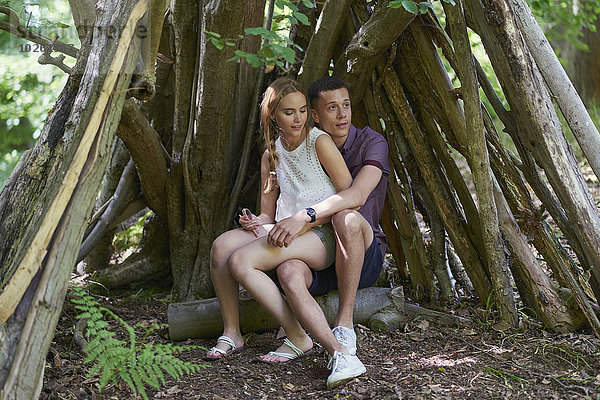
[311,108,320,124]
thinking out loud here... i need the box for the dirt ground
[41,287,600,400]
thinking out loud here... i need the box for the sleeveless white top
[274,127,337,221]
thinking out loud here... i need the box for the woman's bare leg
[207,226,271,356]
[229,231,331,361]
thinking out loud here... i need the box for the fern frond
[99,363,116,390]
[137,364,159,390]
[118,370,136,396]
[151,363,166,386]
[140,364,160,389]
[70,287,206,398]
[130,367,148,400]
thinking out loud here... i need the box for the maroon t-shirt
[340,124,389,257]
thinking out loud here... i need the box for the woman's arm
[258,149,278,222]
[238,150,278,236]
[315,133,352,192]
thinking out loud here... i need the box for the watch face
[306,207,316,222]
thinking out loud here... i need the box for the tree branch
[37,36,73,73]
[297,0,353,87]
[67,0,95,40]
[77,159,139,262]
[333,3,415,101]
[118,99,169,220]
[0,6,79,58]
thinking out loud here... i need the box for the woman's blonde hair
[260,77,310,194]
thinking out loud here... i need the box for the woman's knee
[228,249,250,282]
[210,235,231,271]
[211,230,249,270]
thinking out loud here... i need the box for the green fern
[70,286,207,399]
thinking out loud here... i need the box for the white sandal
[204,335,244,360]
[259,338,315,364]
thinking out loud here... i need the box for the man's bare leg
[331,209,374,329]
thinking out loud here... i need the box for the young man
[264,76,389,388]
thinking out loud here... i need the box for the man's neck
[332,135,348,149]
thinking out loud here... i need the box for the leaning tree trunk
[510,0,600,182]
[472,0,600,304]
[444,0,517,327]
[0,0,148,397]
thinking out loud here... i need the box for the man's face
[311,88,351,146]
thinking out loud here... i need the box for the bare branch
[0,6,79,58]
[37,36,73,73]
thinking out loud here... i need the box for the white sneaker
[332,326,357,355]
[326,351,366,388]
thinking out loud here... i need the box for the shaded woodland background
[1,0,600,398]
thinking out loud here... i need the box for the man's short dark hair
[307,76,349,108]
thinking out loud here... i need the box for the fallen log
[166,286,469,341]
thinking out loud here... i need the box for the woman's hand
[239,208,259,237]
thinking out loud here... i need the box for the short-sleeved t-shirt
[340,124,389,257]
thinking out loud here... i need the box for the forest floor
[42,287,600,400]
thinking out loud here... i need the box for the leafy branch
[70,287,207,400]
[205,0,312,70]
[389,0,455,15]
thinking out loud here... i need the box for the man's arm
[267,165,383,247]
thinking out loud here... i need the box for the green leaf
[279,46,296,63]
[140,365,160,389]
[300,0,313,7]
[152,364,166,386]
[294,11,309,25]
[119,371,135,395]
[210,37,224,50]
[130,368,148,400]
[260,45,276,59]
[244,53,262,67]
[203,30,221,38]
[418,2,432,14]
[244,26,269,36]
[276,0,298,12]
[401,0,419,13]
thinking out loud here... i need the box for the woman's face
[274,91,308,139]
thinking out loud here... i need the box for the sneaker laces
[333,326,356,354]
[336,328,349,344]
[327,351,347,372]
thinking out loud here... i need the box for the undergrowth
[70,286,207,399]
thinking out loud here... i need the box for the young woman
[206,77,352,362]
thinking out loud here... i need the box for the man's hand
[267,211,310,247]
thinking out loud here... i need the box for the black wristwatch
[305,207,316,223]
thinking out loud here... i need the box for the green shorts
[309,223,336,268]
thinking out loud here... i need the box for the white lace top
[274,127,337,221]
